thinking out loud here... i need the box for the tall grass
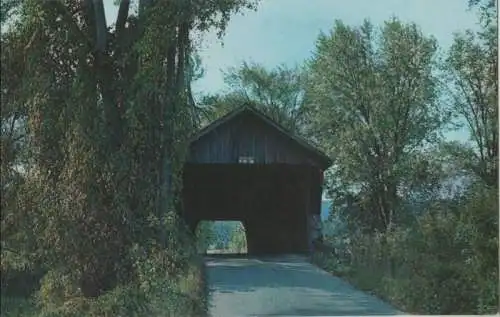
[313,184,499,315]
[1,217,209,317]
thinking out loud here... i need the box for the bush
[28,247,207,317]
[1,265,44,298]
[6,211,209,317]
[315,183,499,315]
[1,249,45,298]
[0,297,38,317]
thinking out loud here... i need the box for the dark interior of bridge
[183,163,321,255]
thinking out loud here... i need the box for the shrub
[1,249,45,298]
[0,297,38,317]
[17,210,207,317]
[315,182,499,315]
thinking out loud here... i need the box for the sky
[104,0,481,142]
[189,0,480,95]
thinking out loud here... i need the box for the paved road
[206,255,402,316]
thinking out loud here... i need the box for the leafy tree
[228,222,247,253]
[0,0,20,26]
[306,19,446,231]
[195,221,216,253]
[201,62,310,134]
[1,0,36,280]
[1,0,258,311]
[443,0,498,187]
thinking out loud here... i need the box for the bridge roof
[189,105,332,170]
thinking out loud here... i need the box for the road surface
[206,254,402,316]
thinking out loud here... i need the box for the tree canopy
[305,18,446,230]
[0,0,497,315]
[1,0,258,313]
[201,62,310,134]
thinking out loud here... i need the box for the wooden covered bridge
[182,106,332,254]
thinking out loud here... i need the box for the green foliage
[1,0,257,315]
[312,8,497,315]
[1,0,496,316]
[315,182,498,314]
[201,62,310,134]
[27,212,207,317]
[444,0,498,187]
[32,267,206,317]
[306,18,446,231]
[227,222,247,253]
[0,0,20,26]
[195,221,216,253]
[195,221,246,253]
[0,297,37,317]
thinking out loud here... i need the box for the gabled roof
[189,105,332,169]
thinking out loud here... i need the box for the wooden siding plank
[264,133,268,164]
[187,111,326,166]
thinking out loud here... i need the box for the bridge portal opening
[195,220,247,255]
[184,163,323,255]
[183,106,332,255]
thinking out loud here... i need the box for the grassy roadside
[311,249,400,310]
[311,235,499,315]
[1,256,209,317]
[313,184,498,315]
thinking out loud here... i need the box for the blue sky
[189,0,479,95]
[104,0,481,142]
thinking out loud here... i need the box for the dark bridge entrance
[182,107,332,255]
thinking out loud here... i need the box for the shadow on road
[205,255,400,316]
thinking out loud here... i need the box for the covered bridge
[182,106,332,254]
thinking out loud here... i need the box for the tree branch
[115,0,130,39]
[176,21,189,93]
[8,112,19,139]
[455,71,485,160]
[139,0,154,16]
[92,0,107,52]
[49,2,93,51]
